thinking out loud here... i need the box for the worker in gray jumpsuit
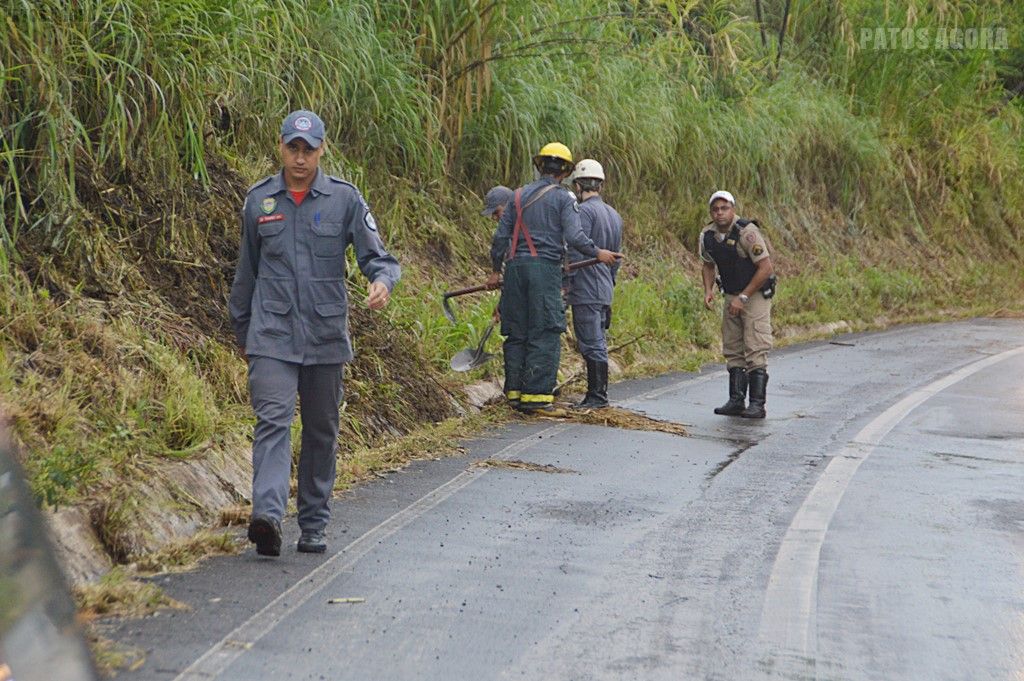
[567,159,622,409]
[229,110,401,556]
[485,142,620,415]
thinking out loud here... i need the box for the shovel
[449,318,497,372]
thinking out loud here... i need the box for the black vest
[703,219,757,294]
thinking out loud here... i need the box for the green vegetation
[1,0,1022,565]
[75,567,184,618]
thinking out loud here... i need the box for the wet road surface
[102,319,1024,680]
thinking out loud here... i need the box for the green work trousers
[499,258,565,405]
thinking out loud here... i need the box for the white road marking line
[757,345,1024,659]
[173,424,567,680]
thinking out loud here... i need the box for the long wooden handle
[444,282,500,299]
[444,256,611,299]
[565,257,600,272]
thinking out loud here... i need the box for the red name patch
[258,214,285,224]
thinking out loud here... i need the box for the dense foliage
[0,0,1021,558]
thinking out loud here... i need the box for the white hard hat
[570,159,605,182]
[708,190,736,206]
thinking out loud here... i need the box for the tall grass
[0,0,1021,523]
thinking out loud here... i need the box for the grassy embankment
[0,0,1022,567]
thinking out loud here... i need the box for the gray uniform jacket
[567,196,623,306]
[490,176,599,271]
[229,169,401,365]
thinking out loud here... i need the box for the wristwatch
[738,294,750,303]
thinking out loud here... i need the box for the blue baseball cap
[281,110,325,148]
[481,186,513,216]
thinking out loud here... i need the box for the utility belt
[716,273,777,299]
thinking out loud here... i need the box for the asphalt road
[102,319,1024,681]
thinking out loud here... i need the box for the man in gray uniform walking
[485,142,620,414]
[567,159,623,409]
[229,110,401,556]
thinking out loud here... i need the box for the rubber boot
[714,367,748,416]
[577,359,609,409]
[740,368,768,419]
[574,359,597,408]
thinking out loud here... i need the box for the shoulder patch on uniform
[744,230,757,244]
[752,244,765,256]
[358,193,378,231]
[572,199,580,213]
[364,212,378,232]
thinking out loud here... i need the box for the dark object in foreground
[0,424,99,681]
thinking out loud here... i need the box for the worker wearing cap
[481,185,513,222]
[486,143,620,415]
[567,159,622,409]
[229,109,401,556]
[699,190,774,418]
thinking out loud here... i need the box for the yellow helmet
[533,142,573,165]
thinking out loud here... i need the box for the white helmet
[570,159,605,182]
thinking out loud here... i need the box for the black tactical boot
[714,367,748,416]
[577,359,609,409]
[740,368,768,419]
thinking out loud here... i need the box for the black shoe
[248,514,282,557]
[714,367,748,416]
[740,368,768,419]
[297,529,327,554]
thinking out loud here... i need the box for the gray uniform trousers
[572,303,610,363]
[248,356,343,532]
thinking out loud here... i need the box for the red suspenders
[509,188,538,258]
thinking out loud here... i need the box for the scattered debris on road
[555,406,689,437]
[473,459,577,474]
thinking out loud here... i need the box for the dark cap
[481,185,513,216]
[281,110,325,148]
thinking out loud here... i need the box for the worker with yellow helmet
[486,143,621,415]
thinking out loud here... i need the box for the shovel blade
[450,348,495,372]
